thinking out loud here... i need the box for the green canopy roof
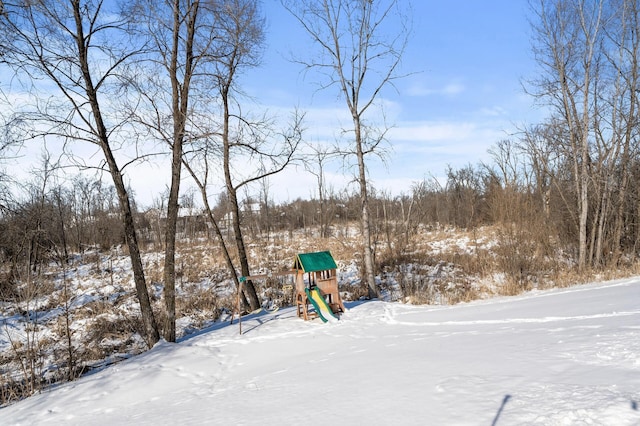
[293,251,337,273]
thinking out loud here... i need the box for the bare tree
[181,142,252,310]
[0,0,160,345]
[126,0,219,341]
[304,142,336,238]
[160,0,196,343]
[529,0,605,270]
[519,123,562,219]
[284,0,410,298]
[211,0,302,310]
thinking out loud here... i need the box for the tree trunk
[106,148,160,347]
[73,4,159,346]
[354,118,378,299]
[162,0,197,343]
[201,187,249,308]
[163,139,181,342]
[228,186,260,310]
[222,89,260,311]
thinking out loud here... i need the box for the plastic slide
[305,287,338,323]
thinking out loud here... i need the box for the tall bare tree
[0,0,160,345]
[529,0,605,270]
[127,0,215,341]
[211,0,302,310]
[284,0,410,298]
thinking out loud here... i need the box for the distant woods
[3,133,640,279]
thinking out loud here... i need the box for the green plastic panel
[293,251,337,272]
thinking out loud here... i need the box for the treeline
[5,125,640,295]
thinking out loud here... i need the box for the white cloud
[405,80,465,97]
[442,83,465,95]
[389,121,475,142]
[479,106,507,117]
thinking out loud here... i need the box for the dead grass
[177,284,222,323]
[106,223,640,309]
[84,313,144,359]
[0,270,18,301]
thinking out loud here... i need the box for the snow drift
[2,277,639,425]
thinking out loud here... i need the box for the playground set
[292,250,345,322]
[238,250,345,324]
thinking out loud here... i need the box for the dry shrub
[173,241,241,285]
[496,277,531,296]
[397,271,481,305]
[490,221,562,296]
[389,272,431,304]
[145,259,163,284]
[174,283,235,333]
[343,281,371,301]
[257,276,295,308]
[592,261,640,282]
[118,244,130,256]
[0,370,48,407]
[438,249,494,278]
[85,314,144,359]
[178,259,202,284]
[0,372,24,407]
[377,249,482,305]
[76,297,118,316]
[442,279,481,304]
[15,278,56,302]
[177,285,221,317]
[1,326,56,406]
[0,270,17,301]
[82,250,101,263]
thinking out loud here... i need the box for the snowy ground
[2,277,639,425]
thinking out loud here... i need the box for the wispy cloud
[389,121,475,142]
[405,81,465,97]
[478,106,507,117]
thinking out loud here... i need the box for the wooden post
[237,277,244,335]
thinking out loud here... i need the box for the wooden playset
[238,250,345,324]
[292,251,345,321]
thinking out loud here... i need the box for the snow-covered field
[2,276,639,425]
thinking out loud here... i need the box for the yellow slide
[305,287,338,323]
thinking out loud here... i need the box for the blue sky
[236,0,546,202]
[5,0,545,206]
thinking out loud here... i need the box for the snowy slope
[2,277,639,425]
